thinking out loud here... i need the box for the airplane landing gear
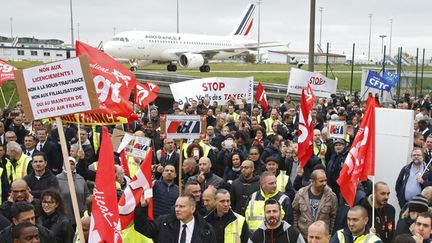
[167,64,177,72]
[199,65,210,72]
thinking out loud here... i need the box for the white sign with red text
[169,77,253,109]
[287,68,337,98]
[14,56,99,120]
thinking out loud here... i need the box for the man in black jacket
[249,199,304,243]
[135,194,216,243]
[230,160,260,215]
[0,201,55,243]
[23,152,59,199]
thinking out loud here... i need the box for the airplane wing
[171,41,287,59]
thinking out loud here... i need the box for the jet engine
[179,53,205,68]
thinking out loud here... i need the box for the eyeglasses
[42,201,55,205]
[249,153,259,155]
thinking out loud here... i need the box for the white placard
[21,58,94,119]
[130,136,151,159]
[170,77,253,109]
[287,68,338,98]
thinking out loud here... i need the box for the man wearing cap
[293,169,338,239]
[396,148,428,208]
[326,138,349,196]
[363,182,396,243]
[395,195,430,236]
[264,156,295,200]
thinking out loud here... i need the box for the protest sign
[328,121,346,139]
[14,56,99,120]
[160,115,206,139]
[169,77,253,109]
[0,59,16,85]
[130,136,151,159]
[287,68,337,98]
[365,70,398,92]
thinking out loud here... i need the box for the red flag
[146,82,160,93]
[337,95,377,207]
[297,89,314,168]
[134,82,157,110]
[255,82,268,112]
[305,83,316,110]
[118,148,153,229]
[89,127,122,243]
[119,150,131,178]
[0,59,16,86]
[76,41,136,119]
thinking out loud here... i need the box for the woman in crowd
[38,189,74,243]
[223,152,244,184]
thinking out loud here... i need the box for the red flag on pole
[146,82,160,93]
[134,82,158,110]
[89,127,123,243]
[337,95,377,207]
[305,83,316,110]
[0,59,16,86]
[298,89,314,168]
[118,147,154,229]
[255,82,268,112]
[119,150,131,178]
[76,41,136,119]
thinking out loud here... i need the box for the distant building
[0,36,75,62]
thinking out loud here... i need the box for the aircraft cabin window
[125,38,129,42]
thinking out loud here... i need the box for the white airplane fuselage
[104,30,255,62]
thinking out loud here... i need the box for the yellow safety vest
[229,112,240,121]
[0,167,3,204]
[91,126,101,154]
[276,171,289,193]
[245,190,287,232]
[3,158,13,185]
[12,154,32,181]
[313,141,327,166]
[336,230,381,243]
[224,212,246,243]
[263,117,275,136]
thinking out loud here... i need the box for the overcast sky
[1,0,431,60]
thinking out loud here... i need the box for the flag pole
[420,157,432,178]
[178,139,184,195]
[7,88,16,107]
[77,114,82,149]
[251,80,254,116]
[0,87,7,108]
[372,175,376,230]
[56,117,85,241]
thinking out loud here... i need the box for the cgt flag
[0,59,16,86]
[255,82,268,112]
[305,83,316,110]
[89,127,122,243]
[134,82,158,110]
[337,95,377,207]
[118,147,153,229]
[76,41,136,119]
[297,89,314,168]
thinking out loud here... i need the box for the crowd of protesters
[3,91,432,243]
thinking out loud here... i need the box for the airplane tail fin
[230,3,256,36]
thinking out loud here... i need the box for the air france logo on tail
[232,4,256,36]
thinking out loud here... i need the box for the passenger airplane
[103,4,284,72]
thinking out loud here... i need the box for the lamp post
[319,7,323,48]
[379,34,387,55]
[389,19,393,56]
[257,0,262,63]
[308,0,316,71]
[69,0,74,48]
[367,14,372,61]
[176,0,179,33]
[9,17,13,39]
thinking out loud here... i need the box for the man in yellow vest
[330,206,382,243]
[262,109,279,136]
[6,141,32,181]
[245,171,293,233]
[264,156,295,201]
[205,189,249,243]
[313,129,327,166]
